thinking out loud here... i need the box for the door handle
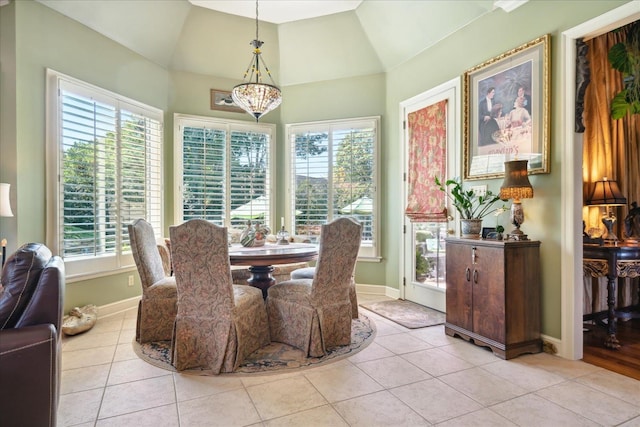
[465,267,470,282]
[473,269,478,284]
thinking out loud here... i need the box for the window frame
[173,114,277,229]
[285,116,380,260]
[45,69,164,280]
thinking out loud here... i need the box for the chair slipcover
[157,238,172,277]
[169,219,270,372]
[267,217,362,357]
[129,219,177,343]
[290,266,359,319]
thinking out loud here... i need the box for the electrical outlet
[128,275,135,287]
[472,185,487,197]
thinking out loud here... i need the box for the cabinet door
[472,245,505,343]
[445,243,472,331]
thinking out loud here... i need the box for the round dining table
[228,243,318,298]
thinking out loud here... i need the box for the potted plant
[435,176,502,238]
[609,21,640,119]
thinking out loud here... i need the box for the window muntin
[287,117,379,259]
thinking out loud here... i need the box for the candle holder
[276,226,290,245]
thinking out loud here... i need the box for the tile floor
[59,294,640,426]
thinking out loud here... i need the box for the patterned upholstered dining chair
[290,266,359,319]
[129,219,177,343]
[267,217,362,357]
[169,219,270,372]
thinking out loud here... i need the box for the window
[286,117,380,259]
[46,70,163,278]
[174,115,276,230]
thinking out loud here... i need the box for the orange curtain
[405,100,448,222]
[582,25,640,237]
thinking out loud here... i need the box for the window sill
[65,266,138,284]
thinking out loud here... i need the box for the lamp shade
[232,82,282,121]
[0,183,13,217]
[586,177,627,206]
[500,160,533,201]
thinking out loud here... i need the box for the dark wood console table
[583,243,640,349]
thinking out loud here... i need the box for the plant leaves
[608,42,630,74]
[611,90,630,119]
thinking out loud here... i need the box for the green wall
[0,0,632,340]
[383,0,630,339]
[3,0,171,309]
[281,74,387,286]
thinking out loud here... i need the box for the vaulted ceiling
[33,0,524,86]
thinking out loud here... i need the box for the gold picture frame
[210,89,245,113]
[463,34,550,180]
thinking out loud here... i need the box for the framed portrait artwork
[210,89,245,113]
[463,34,550,180]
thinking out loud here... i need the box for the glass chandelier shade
[231,1,282,122]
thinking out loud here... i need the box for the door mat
[360,299,445,329]
[133,314,375,376]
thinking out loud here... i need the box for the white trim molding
[493,1,528,13]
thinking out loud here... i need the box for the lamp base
[601,213,619,243]
[506,229,529,241]
[507,201,528,240]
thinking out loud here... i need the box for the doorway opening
[561,2,640,363]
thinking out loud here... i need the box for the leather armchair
[0,243,65,427]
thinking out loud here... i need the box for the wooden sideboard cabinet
[444,238,542,359]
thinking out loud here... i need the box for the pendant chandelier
[231,0,282,122]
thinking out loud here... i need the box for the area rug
[133,314,375,376]
[360,299,445,329]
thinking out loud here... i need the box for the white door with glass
[401,78,460,312]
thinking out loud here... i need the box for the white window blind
[175,115,275,230]
[287,117,379,259]
[47,70,163,278]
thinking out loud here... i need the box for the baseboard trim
[541,333,562,355]
[98,296,140,319]
[99,288,566,358]
[355,283,399,299]
[99,285,396,319]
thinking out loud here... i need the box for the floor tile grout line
[529,385,615,425]
[56,299,640,426]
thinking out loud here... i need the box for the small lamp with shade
[500,160,534,240]
[586,177,627,244]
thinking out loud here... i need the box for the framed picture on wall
[463,34,550,180]
[210,89,245,113]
